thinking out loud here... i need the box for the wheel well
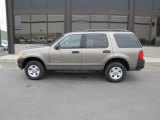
[104,58,130,70]
[22,57,46,69]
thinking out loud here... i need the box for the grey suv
[17,30,145,82]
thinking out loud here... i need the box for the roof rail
[85,29,129,32]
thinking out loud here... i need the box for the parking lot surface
[0,64,160,120]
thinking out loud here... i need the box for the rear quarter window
[114,34,142,48]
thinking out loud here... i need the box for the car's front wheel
[25,61,46,80]
[105,62,126,82]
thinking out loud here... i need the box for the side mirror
[54,44,60,50]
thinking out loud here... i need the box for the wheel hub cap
[110,67,123,80]
[28,65,40,78]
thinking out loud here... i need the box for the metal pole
[5,0,15,54]
[108,15,110,29]
[65,0,72,33]
[89,15,91,29]
[149,0,155,45]
[127,0,135,32]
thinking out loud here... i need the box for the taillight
[138,50,144,61]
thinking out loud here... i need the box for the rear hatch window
[114,34,142,48]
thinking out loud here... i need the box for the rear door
[82,33,113,70]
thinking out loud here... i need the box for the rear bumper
[17,58,25,69]
[136,59,145,70]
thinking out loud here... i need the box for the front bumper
[136,59,145,70]
[17,58,25,69]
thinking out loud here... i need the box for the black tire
[105,62,126,83]
[25,60,46,80]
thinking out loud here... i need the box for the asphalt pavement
[0,62,160,120]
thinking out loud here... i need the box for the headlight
[18,53,23,59]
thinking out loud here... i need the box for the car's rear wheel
[105,62,126,82]
[25,61,46,80]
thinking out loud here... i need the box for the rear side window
[84,34,108,48]
[114,34,142,48]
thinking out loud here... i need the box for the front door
[50,34,82,70]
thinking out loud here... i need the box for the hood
[19,44,51,56]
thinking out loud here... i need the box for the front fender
[23,54,49,66]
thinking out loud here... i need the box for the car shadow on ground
[18,70,140,83]
[41,71,139,83]
[125,71,139,83]
[45,71,106,82]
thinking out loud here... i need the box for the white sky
[0,0,7,31]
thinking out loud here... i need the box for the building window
[14,15,30,44]
[110,16,128,29]
[72,15,128,31]
[153,0,160,11]
[72,15,90,32]
[134,16,151,45]
[91,15,109,29]
[31,15,47,44]
[135,0,152,11]
[72,0,128,10]
[48,15,64,42]
[31,0,47,9]
[14,0,30,9]
[48,0,65,9]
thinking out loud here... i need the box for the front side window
[59,34,81,49]
[84,34,108,48]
